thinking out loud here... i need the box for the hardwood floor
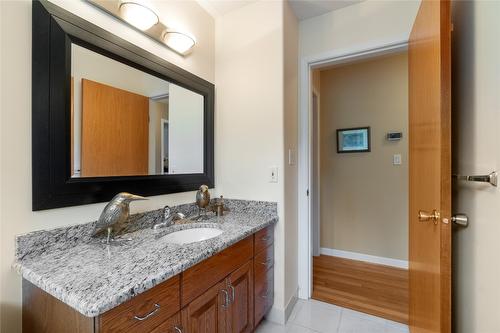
[312,255,409,324]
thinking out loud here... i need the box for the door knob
[418,210,440,224]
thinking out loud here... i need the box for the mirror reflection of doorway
[161,119,169,174]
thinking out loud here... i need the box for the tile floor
[256,299,409,333]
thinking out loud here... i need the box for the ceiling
[196,0,257,18]
[289,0,364,20]
[197,0,363,20]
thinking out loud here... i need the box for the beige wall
[452,1,500,332]
[319,53,408,261]
[0,1,214,332]
[283,0,299,315]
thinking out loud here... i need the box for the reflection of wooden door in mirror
[81,79,149,177]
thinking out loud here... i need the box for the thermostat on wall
[387,132,403,141]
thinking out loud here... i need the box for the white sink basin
[162,228,223,245]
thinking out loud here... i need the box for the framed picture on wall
[336,127,371,153]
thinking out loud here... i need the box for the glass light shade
[119,2,159,31]
[163,31,196,54]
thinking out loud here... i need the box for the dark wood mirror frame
[32,0,215,211]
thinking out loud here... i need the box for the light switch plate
[393,154,402,165]
[269,166,279,183]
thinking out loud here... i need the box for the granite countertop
[13,199,278,317]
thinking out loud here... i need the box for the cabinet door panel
[228,261,254,333]
[181,280,228,333]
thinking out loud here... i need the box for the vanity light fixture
[163,30,196,55]
[87,0,197,55]
[119,1,159,31]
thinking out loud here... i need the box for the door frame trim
[297,40,409,299]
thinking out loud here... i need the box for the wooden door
[227,261,254,333]
[408,1,451,332]
[181,280,229,333]
[81,79,149,177]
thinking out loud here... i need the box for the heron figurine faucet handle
[92,192,148,244]
[195,185,211,219]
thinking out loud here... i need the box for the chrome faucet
[152,206,185,230]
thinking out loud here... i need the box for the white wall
[283,0,300,317]
[283,0,299,317]
[214,0,289,323]
[168,84,204,174]
[452,1,500,332]
[299,0,420,59]
[0,1,214,332]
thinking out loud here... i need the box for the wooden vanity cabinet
[22,226,274,333]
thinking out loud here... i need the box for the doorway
[308,51,410,324]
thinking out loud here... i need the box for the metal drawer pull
[453,171,497,187]
[133,303,160,321]
[260,290,272,299]
[221,289,230,309]
[261,236,272,241]
[229,284,235,303]
[174,326,183,333]
[260,258,273,266]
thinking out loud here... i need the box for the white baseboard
[284,289,299,323]
[265,288,299,325]
[320,247,408,269]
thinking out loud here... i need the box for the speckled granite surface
[13,199,277,317]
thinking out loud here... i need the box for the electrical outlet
[269,166,279,183]
[393,154,402,165]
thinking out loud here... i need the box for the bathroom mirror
[32,0,214,210]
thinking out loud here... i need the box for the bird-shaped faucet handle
[92,192,148,244]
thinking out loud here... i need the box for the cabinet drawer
[254,245,274,277]
[99,275,180,333]
[254,268,274,325]
[181,236,254,306]
[254,226,274,254]
[149,312,182,333]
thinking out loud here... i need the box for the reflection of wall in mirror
[168,84,204,174]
